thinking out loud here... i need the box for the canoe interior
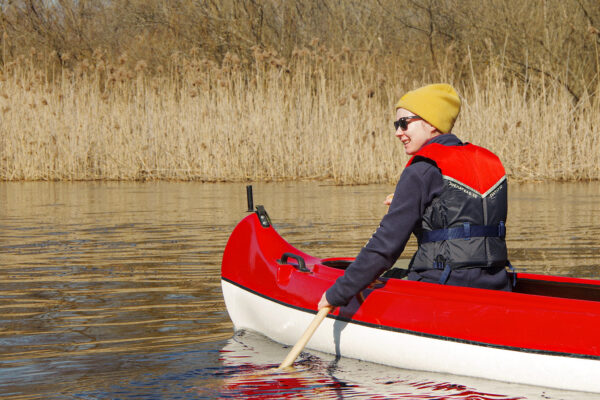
[514,277,600,302]
[320,260,353,269]
[320,260,600,303]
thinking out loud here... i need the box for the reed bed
[1,48,599,183]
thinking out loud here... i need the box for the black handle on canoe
[280,252,309,273]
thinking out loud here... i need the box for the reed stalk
[1,47,599,183]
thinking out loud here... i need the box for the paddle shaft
[278,306,332,369]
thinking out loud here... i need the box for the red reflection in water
[222,375,349,399]
[214,360,355,399]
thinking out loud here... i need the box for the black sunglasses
[394,116,422,131]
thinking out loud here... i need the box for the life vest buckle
[433,255,445,270]
[433,255,452,284]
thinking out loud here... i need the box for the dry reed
[1,46,599,183]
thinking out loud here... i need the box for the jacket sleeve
[325,162,443,306]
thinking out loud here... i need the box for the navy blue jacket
[325,134,511,307]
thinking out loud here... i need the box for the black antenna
[246,185,254,212]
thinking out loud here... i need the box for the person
[318,83,511,311]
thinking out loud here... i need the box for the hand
[384,193,394,206]
[318,292,334,310]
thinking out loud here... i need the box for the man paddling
[319,83,511,311]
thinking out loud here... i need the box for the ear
[423,120,439,136]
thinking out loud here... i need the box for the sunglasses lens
[395,116,421,131]
[394,118,407,131]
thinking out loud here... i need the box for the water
[1,181,599,399]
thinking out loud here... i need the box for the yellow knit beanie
[395,84,461,134]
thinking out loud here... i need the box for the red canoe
[221,207,600,394]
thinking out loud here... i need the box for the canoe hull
[222,279,600,393]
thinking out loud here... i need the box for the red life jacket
[407,142,508,283]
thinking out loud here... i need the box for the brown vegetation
[1,1,600,182]
[3,0,600,100]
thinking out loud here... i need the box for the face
[395,108,440,155]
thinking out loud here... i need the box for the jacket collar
[424,133,462,147]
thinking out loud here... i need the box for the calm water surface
[1,181,599,399]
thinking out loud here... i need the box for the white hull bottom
[222,280,600,394]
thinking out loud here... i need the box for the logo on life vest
[487,181,505,199]
[446,179,479,198]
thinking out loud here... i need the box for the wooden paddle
[278,306,332,369]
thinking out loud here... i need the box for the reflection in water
[216,331,530,400]
[0,181,599,399]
